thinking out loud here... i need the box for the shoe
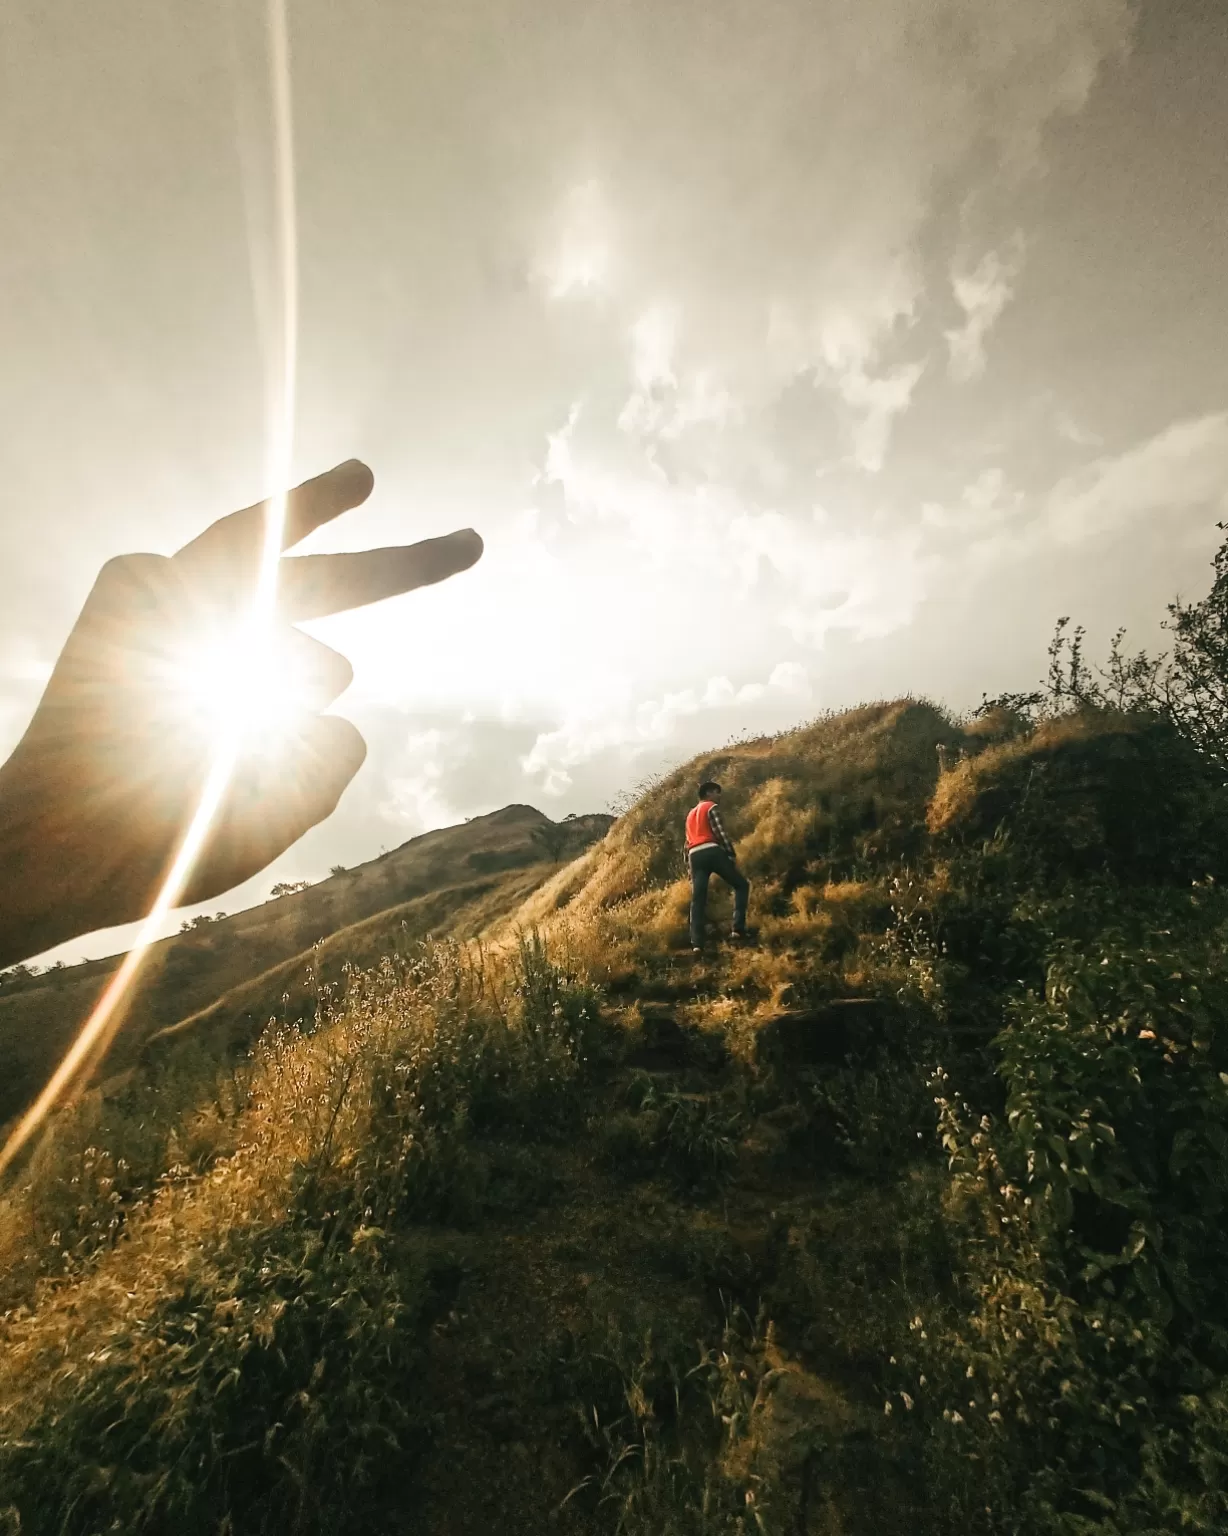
[691,946,704,955]
[729,930,748,942]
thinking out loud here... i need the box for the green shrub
[807,1059,932,1181]
[916,930,1228,1532]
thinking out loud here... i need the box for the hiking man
[684,779,750,952]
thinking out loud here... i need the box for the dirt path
[379,980,924,1534]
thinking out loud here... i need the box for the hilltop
[1,699,1226,1535]
[0,806,611,1126]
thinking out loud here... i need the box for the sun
[163,623,317,749]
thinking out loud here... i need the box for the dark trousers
[688,846,750,948]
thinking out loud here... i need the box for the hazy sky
[2,0,1227,962]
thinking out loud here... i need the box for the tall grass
[5,696,1224,1533]
[0,936,600,1534]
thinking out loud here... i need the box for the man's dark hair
[698,780,722,798]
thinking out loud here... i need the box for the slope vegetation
[0,806,611,1125]
[2,700,1227,1535]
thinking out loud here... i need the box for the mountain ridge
[0,804,612,1125]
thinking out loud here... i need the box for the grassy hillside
[0,806,611,1125]
[2,699,1227,1534]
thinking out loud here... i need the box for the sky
[2,0,1227,965]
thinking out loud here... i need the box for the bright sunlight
[164,624,317,749]
[0,0,300,1179]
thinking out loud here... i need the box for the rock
[754,999,895,1068]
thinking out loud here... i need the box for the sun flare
[0,0,301,1180]
[165,625,315,749]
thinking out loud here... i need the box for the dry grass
[0,937,606,1533]
[927,709,1145,834]
[11,695,1134,1534]
[0,808,611,1126]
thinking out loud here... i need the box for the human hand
[0,460,482,968]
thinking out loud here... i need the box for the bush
[917,925,1228,1532]
[929,711,1228,885]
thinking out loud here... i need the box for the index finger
[277,529,484,622]
[173,459,376,576]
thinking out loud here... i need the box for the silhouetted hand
[0,461,482,968]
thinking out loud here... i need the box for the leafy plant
[919,922,1228,1532]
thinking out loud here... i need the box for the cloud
[0,645,55,757]
[531,395,934,660]
[629,304,678,393]
[535,179,615,300]
[946,235,1027,382]
[617,304,740,443]
[513,0,1136,499]
[1044,411,1228,544]
[768,661,811,696]
[1054,410,1104,449]
[379,715,545,834]
[729,506,934,647]
[829,356,927,473]
[1,646,53,686]
[520,661,814,792]
[383,727,452,831]
[921,467,1024,534]
[915,413,1228,576]
[275,0,1140,790]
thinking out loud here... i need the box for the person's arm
[0,460,481,969]
[709,805,736,859]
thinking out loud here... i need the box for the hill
[0,806,612,1126]
[2,699,1227,1535]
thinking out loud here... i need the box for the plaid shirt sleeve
[708,806,736,858]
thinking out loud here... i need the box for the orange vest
[685,801,719,849]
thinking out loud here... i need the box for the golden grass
[927,709,1145,834]
[0,696,976,1534]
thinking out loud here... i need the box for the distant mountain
[0,806,612,1126]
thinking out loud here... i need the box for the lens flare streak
[0,0,299,1180]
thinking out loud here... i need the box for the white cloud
[728,506,934,648]
[520,661,815,790]
[0,645,54,756]
[1054,410,1104,449]
[946,235,1027,382]
[618,306,741,444]
[1,642,54,686]
[239,0,1144,831]
[536,179,614,300]
[524,1,1133,488]
[768,661,812,696]
[630,304,678,392]
[382,728,453,833]
[769,274,928,474]
[829,356,927,473]
[916,414,1228,576]
[921,467,1024,533]
[1044,411,1228,543]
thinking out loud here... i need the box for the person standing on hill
[685,780,750,953]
